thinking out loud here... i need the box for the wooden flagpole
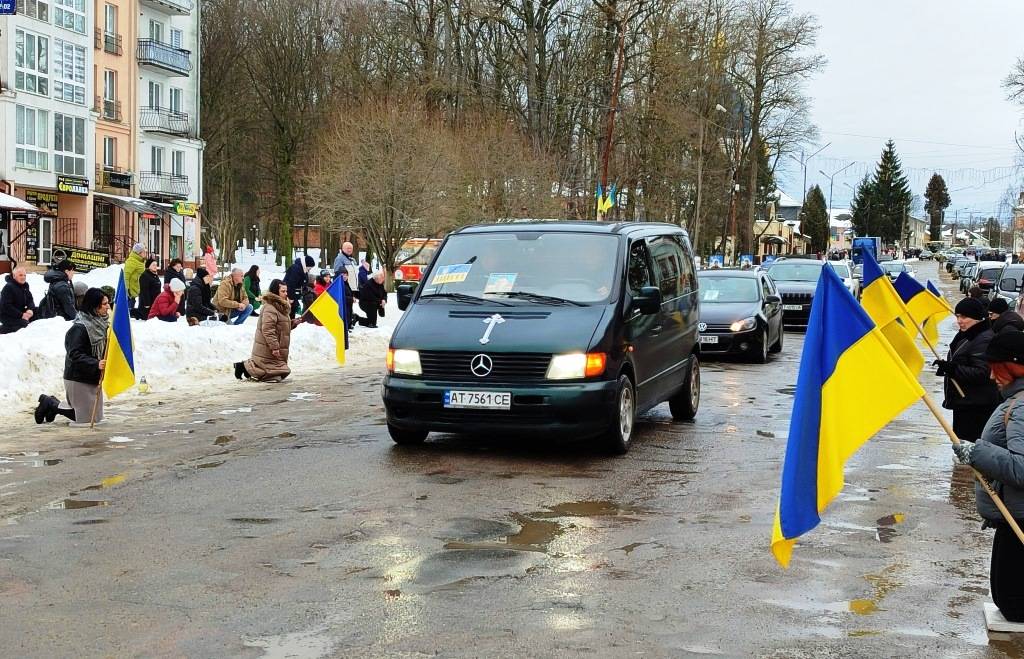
[921,392,1024,545]
[89,339,110,429]
[912,317,966,398]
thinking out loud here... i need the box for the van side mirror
[1001,278,1019,293]
[397,284,416,311]
[633,286,662,315]
[765,294,782,305]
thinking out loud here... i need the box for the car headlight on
[387,348,422,376]
[730,317,757,333]
[546,352,607,380]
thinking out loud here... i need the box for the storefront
[93,192,165,264]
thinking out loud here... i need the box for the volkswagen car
[696,269,783,362]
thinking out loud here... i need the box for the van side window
[627,241,654,295]
[761,276,772,300]
[648,235,687,299]
[675,237,696,295]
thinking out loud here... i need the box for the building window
[54,0,86,35]
[54,113,86,176]
[149,20,164,43]
[104,4,117,33]
[151,146,165,174]
[103,137,116,168]
[53,40,87,105]
[18,0,50,22]
[172,150,185,177]
[148,81,163,109]
[16,105,49,171]
[169,88,183,114]
[170,29,183,49]
[14,30,49,97]
[104,70,116,101]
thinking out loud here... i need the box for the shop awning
[0,191,40,213]
[762,235,787,245]
[93,192,166,216]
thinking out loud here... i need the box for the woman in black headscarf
[34,288,110,424]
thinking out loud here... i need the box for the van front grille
[418,351,552,382]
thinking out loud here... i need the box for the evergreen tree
[870,140,914,245]
[849,175,876,237]
[924,173,951,242]
[801,185,830,252]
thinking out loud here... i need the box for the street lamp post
[788,142,831,206]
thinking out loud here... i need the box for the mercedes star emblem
[470,354,494,377]
[698,322,707,333]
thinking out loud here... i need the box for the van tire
[669,356,700,421]
[388,423,428,445]
[603,375,636,455]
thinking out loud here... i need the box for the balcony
[94,96,123,123]
[95,165,133,192]
[140,0,193,15]
[140,107,192,137]
[139,172,190,200]
[95,29,123,56]
[137,39,192,76]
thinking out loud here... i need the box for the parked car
[881,261,915,281]
[918,250,934,260]
[383,221,701,453]
[696,269,783,363]
[947,256,970,274]
[999,264,1024,311]
[764,259,827,329]
[973,262,1007,296]
[827,260,860,298]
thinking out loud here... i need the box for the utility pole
[819,162,854,247]
[788,143,830,206]
[598,17,627,221]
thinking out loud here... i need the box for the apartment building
[0,0,203,270]
[0,0,96,265]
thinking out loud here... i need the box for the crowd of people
[0,241,391,423]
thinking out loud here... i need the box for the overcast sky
[781,0,1024,221]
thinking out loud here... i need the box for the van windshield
[420,232,619,304]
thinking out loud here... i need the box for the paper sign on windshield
[484,273,517,294]
[431,264,472,285]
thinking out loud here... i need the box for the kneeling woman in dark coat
[34,289,109,424]
[954,331,1024,622]
[937,298,1001,442]
[235,280,302,382]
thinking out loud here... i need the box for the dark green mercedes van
[382,222,701,453]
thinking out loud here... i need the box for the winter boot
[44,396,60,423]
[34,395,47,424]
[187,316,199,327]
[234,362,251,380]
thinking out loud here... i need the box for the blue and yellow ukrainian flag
[103,271,136,399]
[771,265,924,567]
[859,251,925,375]
[308,276,348,366]
[893,272,951,347]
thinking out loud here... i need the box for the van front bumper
[382,375,619,437]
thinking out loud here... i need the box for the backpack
[36,292,56,320]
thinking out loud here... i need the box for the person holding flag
[935,297,1001,442]
[307,272,349,367]
[236,279,304,382]
[34,288,112,424]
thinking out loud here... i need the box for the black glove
[934,359,949,376]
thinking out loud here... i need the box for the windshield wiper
[493,291,587,306]
[420,292,511,306]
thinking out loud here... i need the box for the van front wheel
[669,356,700,421]
[603,375,636,455]
[388,423,428,445]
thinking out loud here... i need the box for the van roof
[453,221,688,237]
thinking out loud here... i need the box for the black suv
[764,259,826,329]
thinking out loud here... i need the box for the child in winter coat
[148,279,185,322]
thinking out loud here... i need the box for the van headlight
[546,352,607,380]
[387,348,422,376]
[730,317,757,332]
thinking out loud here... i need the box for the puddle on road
[48,499,108,510]
[848,562,905,615]
[214,435,235,446]
[776,386,796,395]
[230,517,279,525]
[72,519,108,525]
[196,461,225,469]
[875,513,905,544]
[532,500,647,519]
[444,514,562,553]
[83,474,128,491]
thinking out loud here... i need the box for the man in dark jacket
[41,260,77,321]
[936,297,1002,441]
[284,255,315,318]
[136,258,163,320]
[994,312,1024,334]
[0,267,36,333]
[186,268,217,323]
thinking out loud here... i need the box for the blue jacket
[284,258,307,299]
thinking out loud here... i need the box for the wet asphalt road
[2,262,1024,658]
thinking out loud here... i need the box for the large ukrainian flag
[893,272,951,347]
[859,252,925,375]
[308,276,348,366]
[771,265,924,567]
[103,271,136,399]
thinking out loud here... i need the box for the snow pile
[0,296,401,418]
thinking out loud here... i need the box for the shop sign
[25,223,39,262]
[25,190,58,216]
[0,2,15,16]
[173,201,198,217]
[53,244,111,273]
[57,175,90,196]
[108,171,133,189]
